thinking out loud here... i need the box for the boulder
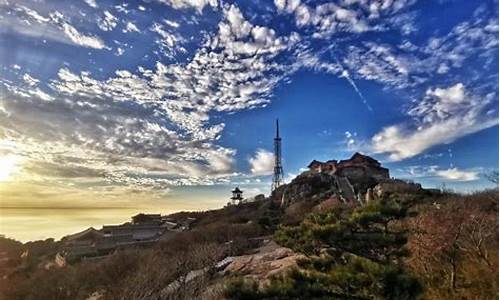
[221,241,303,286]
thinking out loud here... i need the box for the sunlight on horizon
[0,154,20,181]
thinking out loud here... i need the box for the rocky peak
[272,153,419,208]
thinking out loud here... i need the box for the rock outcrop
[220,240,303,286]
[272,153,423,209]
[273,171,339,207]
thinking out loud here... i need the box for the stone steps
[336,176,356,202]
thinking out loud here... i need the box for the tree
[407,191,498,299]
[226,194,422,300]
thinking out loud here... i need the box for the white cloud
[317,12,498,93]
[395,165,481,182]
[3,73,54,102]
[157,0,218,13]
[427,82,465,104]
[164,19,180,28]
[274,0,412,38]
[31,88,54,101]
[437,63,449,74]
[8,3,298,188]
[422,17,498,73]
[249,149,274,176]
[0,5,108,50]
[115,47,125,56]
[435,168,479,181]
[344,131,356,147]
[150,22,187,58]
[23,73,39,86]
[124,22,140,33]
[2,1,496,193]
[213,5,289,56]
[98,11,118,32]
[372,83,498,161]
[83,0,97,8]
[372,116,497,161]
[16,5,50,23]
[343,43,413,89]
[62,23,106,49]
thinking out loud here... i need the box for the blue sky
[0,0,498,210]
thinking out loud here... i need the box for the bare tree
[407,192,498,299]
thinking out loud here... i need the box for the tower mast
[272,119,284,191]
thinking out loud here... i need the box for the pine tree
[226,195,422,300]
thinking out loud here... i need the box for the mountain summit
[273,152,421,209]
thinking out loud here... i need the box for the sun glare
[0,155,20,181]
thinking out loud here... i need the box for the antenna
[272,119,284,191]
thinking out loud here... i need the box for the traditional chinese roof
[132,213,161,219]
[63,227,103,242]
[338,152,380,167]
[232,187,243,193]
[307,160,324,168]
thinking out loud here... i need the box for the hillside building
[61,214,195,261]
[131,213,162,224]
[307,152,389,181]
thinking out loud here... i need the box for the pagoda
[230,187,244,205]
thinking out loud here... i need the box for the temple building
[307,152,389,181]
[60,214,195,261]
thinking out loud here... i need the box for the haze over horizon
[0,0,498,240]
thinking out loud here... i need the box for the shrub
[226,195,423,300]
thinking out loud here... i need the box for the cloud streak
[435,168,479,182]
[372,83,498,161]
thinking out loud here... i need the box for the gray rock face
[221,241,304,286]
[335,176,356,202]
[272,171,339,207]
[272,170,383,208]
[271,155,420,209]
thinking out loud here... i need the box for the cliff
[272,153,420,207]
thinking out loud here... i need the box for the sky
[0,0,498,213]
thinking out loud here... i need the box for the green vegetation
[1,189,498,300]
[226,194,423,300]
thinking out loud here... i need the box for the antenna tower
[272,119,284,191]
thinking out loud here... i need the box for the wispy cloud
[0,0,497,197]
[0,4,108,49]
[396,165,481,182]
[62,23,107,49]
[435,168,479,181]
[83,0,97,9]
[157,0,218,12]
[97,11,118,32]
[0,3,300,190]
[372,83,498,161]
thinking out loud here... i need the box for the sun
[0,155,20,181]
